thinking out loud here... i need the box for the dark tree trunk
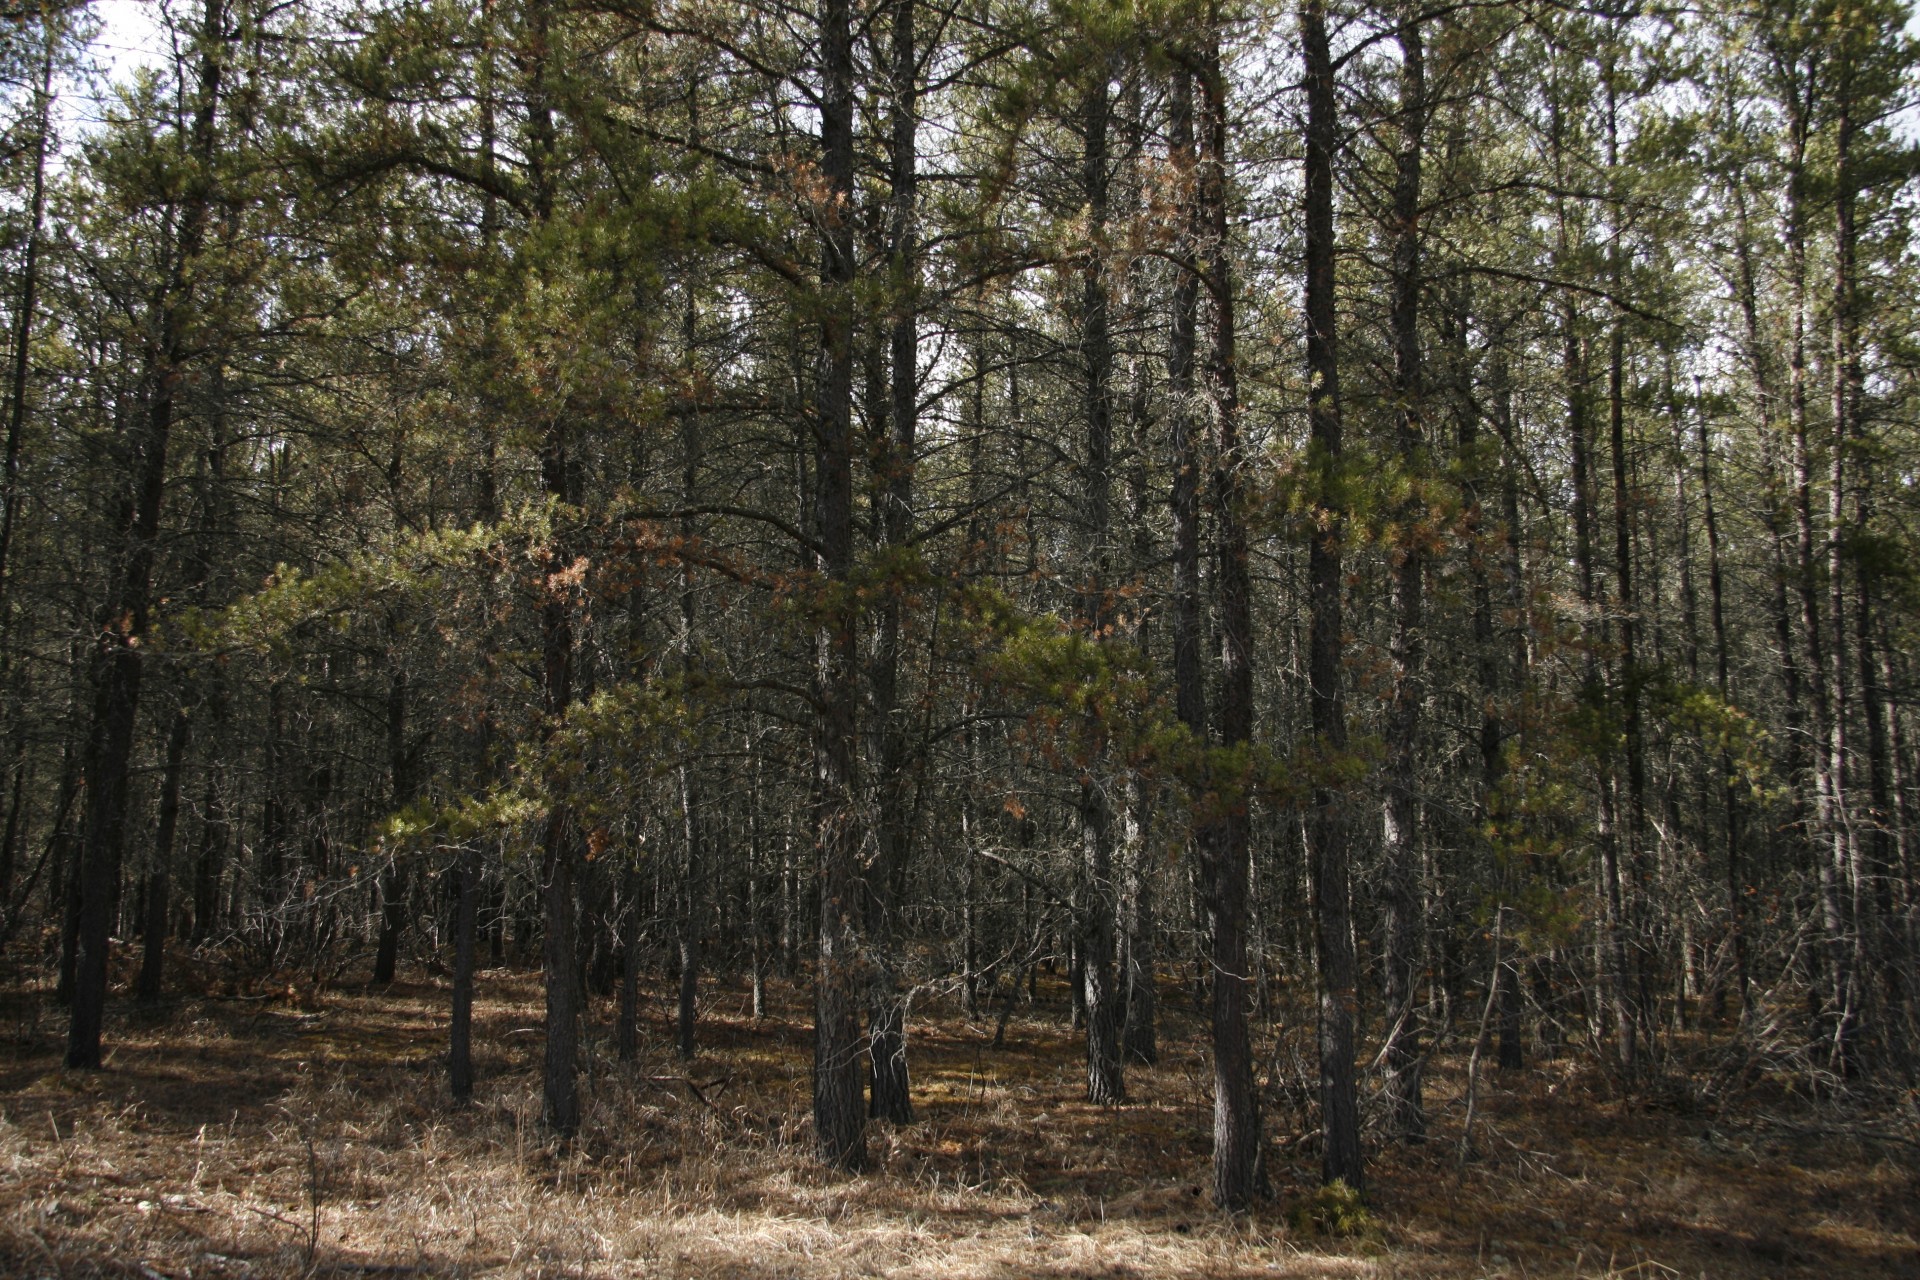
[618,863,642,1060]
[374,664,414,985]
[541,801,580,1135]
[192,766,228,941]
[68,0,224,1070]
[1380,9,1427,1142]
[1557,122,1632,1070]
[1781,85,1854,1069]
[136,706,192,1002]
[1167,66,1205,1083]
[1115,63,1158,1074]
[1196,30,1263,1208]
[1121,769,1157,1066]
[1602,76,1652,1053]
[675,342,705,1061]
[677,758,702,1061]
[1076,63,1124,1109]
[1827,85,1866,1070]
[1695,392,1748,1014]
[811,0,868,1171]
[0,24,51,621]
[450,844,478,1103]
[1302,0,1361,1192]
[513,2,584,1138]
[866,0,919,1123]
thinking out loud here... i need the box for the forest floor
[2,957,1917,1279]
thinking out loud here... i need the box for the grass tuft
[1287,1179,1377,1241]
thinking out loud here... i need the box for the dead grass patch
[2,962,1914,1279]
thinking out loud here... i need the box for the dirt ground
[2,961,1915,1279]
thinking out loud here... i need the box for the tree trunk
[1604,71,1651,1054]
[136,706,192,1002]
[1827,84,1865,1071]
[374,663,413,984]
[1302,0,1361,1191]
[1557,128,1632,1071]
[450,844,478,1103]
[1380,9,1427,1142]
[811,0,867,1171]
[866,0,919,1122]
[676,327,705,1061]
[0,22,52,621]
[1076,61,1125,1109]
[68,0,224,1070]
[1782,86,1853,1068]
[1694,388,1748,1014]
[1195,28,1263,1207]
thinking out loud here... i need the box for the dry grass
[1,959,1915,1279]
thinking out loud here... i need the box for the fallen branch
[642,1074,734,1114]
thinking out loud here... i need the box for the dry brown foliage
[2,958,1915,1279]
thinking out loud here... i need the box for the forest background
[1,0,1919,1273]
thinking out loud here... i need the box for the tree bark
[1827,77,1865,1070]
[450,844,478,1102]
[811,0,868,1171]
[374,662,413,985]
[1603,71,1651,1055]
[1302,0,1361,1191]
[1195,28,1263,1207]
[866,0,920,1123]
[1380,9,1428,1141]
[1076,60,1125,1108]
[136,706,192,1002]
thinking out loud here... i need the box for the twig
[1458,907,1505,1164]
[246,1203,309,1232]
[304,1126,321,1263]
[642,1075,734,1114]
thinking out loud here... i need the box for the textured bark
[1167,68,1203,748]
[1117,68,1157,1072]
[677,370,704,1062]
[866,0,919,1123]
[1302,0,1361,1192]
[1196,32,1262,1208]
[1827,83,1865,1070]
[1380,11,1427,1142]
[1167,67,1205,1084]
[811,0,868,1171]
[1076,63,1125,1109]
[518,0,583,1139]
